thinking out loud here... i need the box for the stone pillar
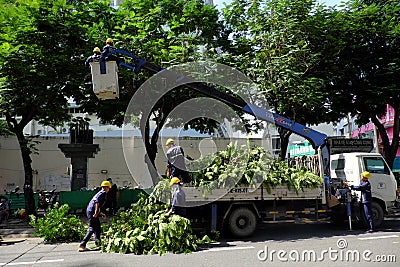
[58,128,99,191]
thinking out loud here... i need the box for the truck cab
[330,152,398,226]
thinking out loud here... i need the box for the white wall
[0,136,267,192]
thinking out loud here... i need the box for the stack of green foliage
[29,203,85,243]
[101,191,212,254]
[187,143,323,193]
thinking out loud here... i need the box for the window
[363,157,390,175]
[331,159,345,171]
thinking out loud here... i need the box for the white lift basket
[90,61,119,100]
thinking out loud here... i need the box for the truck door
[362,156,397,203]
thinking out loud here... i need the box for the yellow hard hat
[361,171,371,179]
[101,180,111,188]
[106,38,114,44]
[165,138,174,146]
[93,47,101,53]
[170,177,181,186]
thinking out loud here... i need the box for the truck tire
[371,202,384,228]
[228,207,257,238]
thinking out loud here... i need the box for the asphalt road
[1,209,399,267]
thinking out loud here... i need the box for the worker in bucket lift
[101,38,118,62]
[344,171,374,233]
[84,47,101,68]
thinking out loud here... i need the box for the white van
[330,152,398,226]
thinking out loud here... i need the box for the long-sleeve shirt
[351,180,372,203]
[101,45,117,61]
[84,53,100,68]
[171,188,186,216]
[86,189,107,215]
[166,145,186,177]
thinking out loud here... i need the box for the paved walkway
[0,218,36,240]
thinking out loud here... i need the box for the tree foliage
[0,120,14,136]
[77,0,228,182]
[221,0,339,158]
[322,0,400,166]
[0,0,112,215]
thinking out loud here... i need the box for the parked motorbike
[38,188,58,212]
[4,186,20,196]
[2,186,21,219]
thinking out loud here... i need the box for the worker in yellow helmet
[165,177,186,217]
[165,138,190,184]
[84,47,101,68]
[344,171,374,233]
[79,180,111,251]
[101,37,118,62]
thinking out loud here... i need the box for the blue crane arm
[108,49,328,150]
[242,104,327,148]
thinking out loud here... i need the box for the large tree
[324,0,400,167]
[78,0,228,172]
[0,0,112,215]
[221,0,341,158]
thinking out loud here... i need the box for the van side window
[331,159,345,170]
[363,157,390,175]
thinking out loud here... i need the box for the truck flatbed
[184,185,324,204]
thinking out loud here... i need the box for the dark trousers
[80,211,101,246]
[173,169,191,184]
[104,198,117,216]
[363,202,374,230]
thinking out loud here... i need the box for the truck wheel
[371,202,384,228]
[228,207,257,238]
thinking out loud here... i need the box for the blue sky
[213,0,343,9]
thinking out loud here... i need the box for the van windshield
[363,157,390,175]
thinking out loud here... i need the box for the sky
[213,0,343,9]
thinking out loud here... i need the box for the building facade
[350,105,400,171]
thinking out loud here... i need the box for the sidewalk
[0,218,36,240]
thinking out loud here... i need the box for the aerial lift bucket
[90,61,119,100]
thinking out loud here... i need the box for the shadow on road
[218,214,400,244]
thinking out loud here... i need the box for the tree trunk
[15,130,37,216]
[372,102,400,168]
[141,109,168,186]
[278,128,291,160]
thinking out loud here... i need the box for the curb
[0,228,36,239]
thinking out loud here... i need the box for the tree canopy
[0,0,113,214]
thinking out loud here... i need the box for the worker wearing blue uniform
[166,177,186,217]
[345,171,374,232]
[165,138,190,184]
[78,180,111,251]
[101,38,118,62]
[84,47,101,68]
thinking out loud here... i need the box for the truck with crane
[89,49,398,237]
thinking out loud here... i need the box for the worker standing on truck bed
[165,138,190,184]
[344,171,374,232]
